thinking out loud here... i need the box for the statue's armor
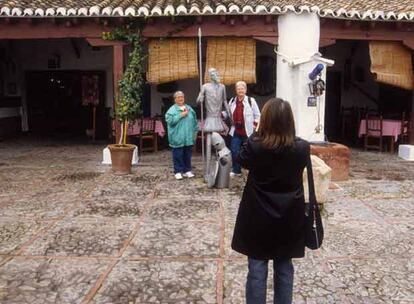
[197,82,231,132]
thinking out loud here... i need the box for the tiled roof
[0,1,413,21]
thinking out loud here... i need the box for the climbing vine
[102,20,146,145]
[102,17,197,145]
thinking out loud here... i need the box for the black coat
[231,136,310,259]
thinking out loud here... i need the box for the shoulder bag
[305,154,324,250]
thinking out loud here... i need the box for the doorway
[26,70,109,139]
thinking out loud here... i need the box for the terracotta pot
[108,144,136,175]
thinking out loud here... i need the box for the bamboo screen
[205,38,256,85]
[369,41,413,90]
[147,38,198,84]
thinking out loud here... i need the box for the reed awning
[205,38,256,85]
[147,38,198,84]
[369,41,413,90]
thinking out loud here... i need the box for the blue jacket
[165,104,198,148]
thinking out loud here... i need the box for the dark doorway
[26,70,109,139]
[324,71,342,142]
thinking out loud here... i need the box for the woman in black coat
[231,98,310,304]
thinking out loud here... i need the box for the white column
[277,12,326,142]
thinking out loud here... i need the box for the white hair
[173,91,185,99]
[235,81,247,89]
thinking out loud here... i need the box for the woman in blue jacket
[165,91,199,180]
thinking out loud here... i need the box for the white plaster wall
[277,12,326,142]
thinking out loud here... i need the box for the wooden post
[113,44,124,144]
[410,86,414,144]
[410,52,414,145]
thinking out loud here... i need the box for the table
[359,119,406,153]
[113,119,166,138]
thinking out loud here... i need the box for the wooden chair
[138,118,158,154]
[364,112,383,152]
[399,112,410,144]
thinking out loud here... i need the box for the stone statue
[197,68,232,181]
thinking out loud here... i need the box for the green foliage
[102,21,146,124]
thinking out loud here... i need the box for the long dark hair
[256,98,296,149]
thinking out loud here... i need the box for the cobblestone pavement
[0,138,413,303]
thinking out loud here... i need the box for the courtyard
[0,137,413,304]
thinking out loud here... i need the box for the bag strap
[306,151,317,207]
[248,96,252,108]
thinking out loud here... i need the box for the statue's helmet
[211,132,226,151]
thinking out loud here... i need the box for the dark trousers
[246,257,294,304]
[230,133,247,174]
[172,146,193,174]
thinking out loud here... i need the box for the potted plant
[104,26,145,174]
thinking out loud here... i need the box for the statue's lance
[198,27,205,173]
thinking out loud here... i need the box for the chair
[399,112,411,144]
[138,118,158,154]
[364,112,383,152]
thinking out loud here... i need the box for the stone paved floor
[0,137,413,303]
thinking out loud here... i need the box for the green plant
[103,21,146,145]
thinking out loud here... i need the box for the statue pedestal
[311,143,350,181]
[102,147,139,165]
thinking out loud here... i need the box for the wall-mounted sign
[307,97,317,107]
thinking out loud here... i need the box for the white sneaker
[230,172,242,177]
[174,173,183,180]
[183,171,195,178]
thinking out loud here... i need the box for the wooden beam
[265,15,272,24]
[143,16,277,38]
[410,95,414,144]
[220,15,226,24]
[242,15,249,24]
[253,36,277,45]
[320,38,336,48]
[403,38,414,50]
[113,44,124,143]
[321,19,414,41]
[229,18,236,26]
[86,38,128,47]
[196,16,203,24]
[0,21,111,39]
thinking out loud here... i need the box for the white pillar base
[102,147,139,165]
[398,145,414,161]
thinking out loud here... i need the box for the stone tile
[328,258,414,303]
[0,192,79,220]
[72,197,146,219]
[24,218,135,257]
[155,178,216,199]
[324,198,381,222]
[0,217,47,254]
[224,221,243,259]
[344,180,412,200]
[92,260,217,303]
[0,257,109,304]
[125,220,220,257]
[363,198,414,222]
[321,219,412,258]
[148,198,220,222]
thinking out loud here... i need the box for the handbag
[304,153,324,250]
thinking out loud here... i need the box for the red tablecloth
[114,119,166,137]
[359,119,405,142]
